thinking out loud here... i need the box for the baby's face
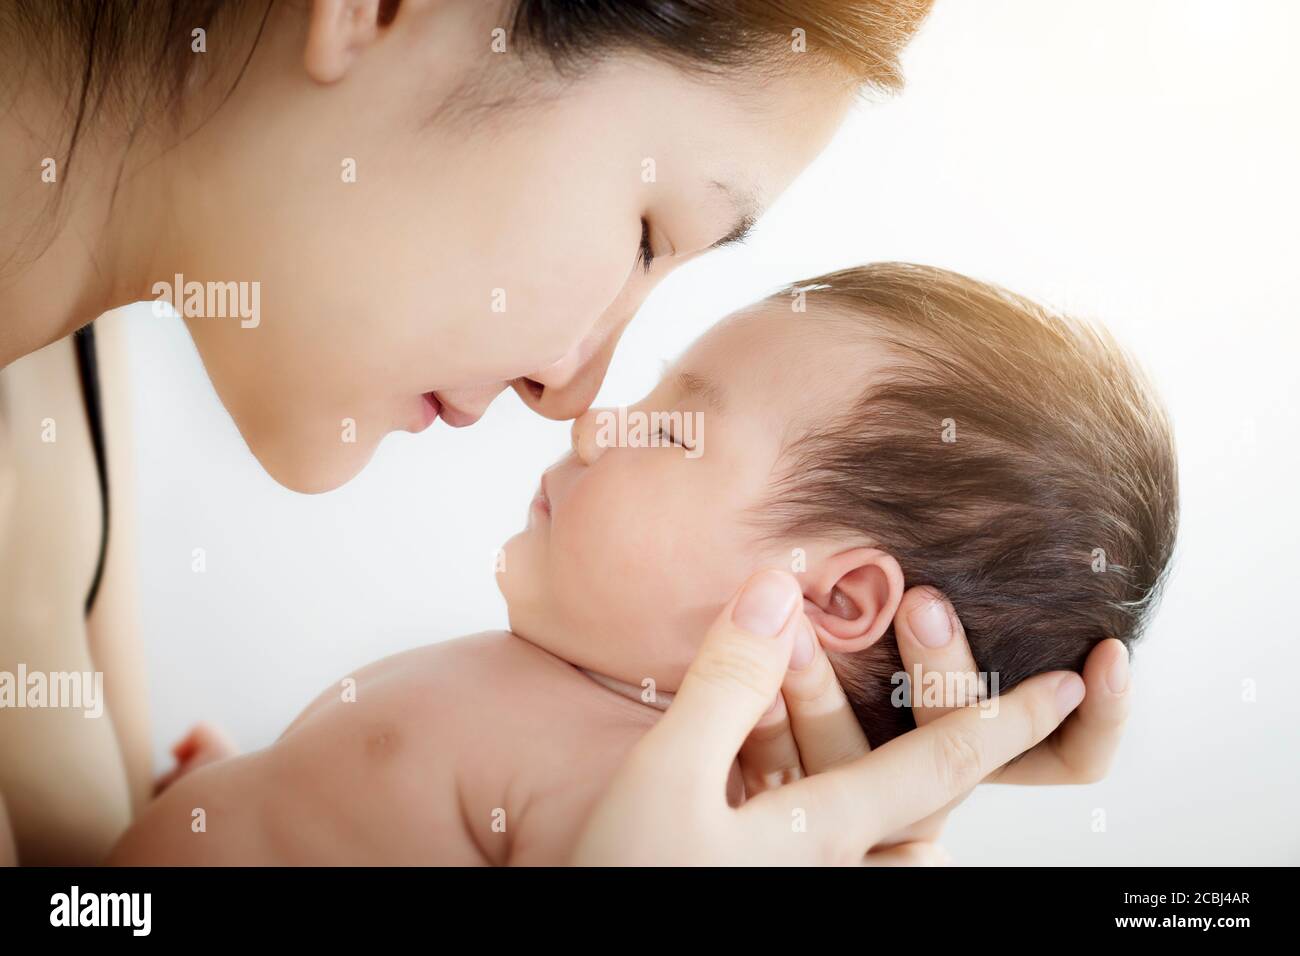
[497,302,888,689]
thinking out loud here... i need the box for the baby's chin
[493,544,551,646]
[502,604,580,670]
[494,538,682,683]
[498,590,615,677]
[494,531,535,607]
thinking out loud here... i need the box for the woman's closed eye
[636,219,655,273]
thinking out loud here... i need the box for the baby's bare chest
[268,637,658,865]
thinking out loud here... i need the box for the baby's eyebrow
[676,370,726,414]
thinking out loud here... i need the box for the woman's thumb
[647,570,805,783]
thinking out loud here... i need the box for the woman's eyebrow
[708,180,759,249]
[676,370,727,414]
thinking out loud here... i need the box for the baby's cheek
[558,486,672,600]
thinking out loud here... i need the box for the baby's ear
[803,548,904,653]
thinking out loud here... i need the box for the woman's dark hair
[509,0,933,88]
[2,1,268,187]
[1,0,931,186]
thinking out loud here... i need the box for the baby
[108,263,1178,865]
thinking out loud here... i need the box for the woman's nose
[513,331,619,423]
[529,349,583,390]
[571,408,613,466]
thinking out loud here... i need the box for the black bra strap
[73,323,109,616]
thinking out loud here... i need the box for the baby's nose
[571,408,613,466]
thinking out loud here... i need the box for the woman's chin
[244,432,378,495]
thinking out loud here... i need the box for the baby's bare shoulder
[276,632,542,732]
[264,631,613,864]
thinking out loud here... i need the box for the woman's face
[163,1,854,491]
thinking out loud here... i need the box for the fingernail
[732,571,799,638]
[1056,673,1085,717]
[908,599,952,648]
[1106,644,1130,695]
[790,616,816,670]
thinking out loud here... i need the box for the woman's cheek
[458,200,630,379]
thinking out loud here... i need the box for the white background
[117,0,1300,864]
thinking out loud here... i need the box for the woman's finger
[780,614,870,771]
[643,570,803,795]
[738,693,804,796]
[894,586,982,726]
[992,638,1131,784]
[887,806,952,845]
[572,570,807,865]
[862,841,953,867]
[753,669,1084,860]
[896,583,1131,786]
[888,585,983,838]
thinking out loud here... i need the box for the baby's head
[499,263,1178,743]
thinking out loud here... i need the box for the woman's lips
[432,393,483,428]
[416,391,483,430]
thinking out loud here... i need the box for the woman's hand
[893,587,1132,786]
[571,570,1085,866]
[738,584,1134,847]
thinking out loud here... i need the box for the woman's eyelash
[637,219,655,273]
[657,426,683,448]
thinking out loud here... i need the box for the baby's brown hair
[756,263,1179,745]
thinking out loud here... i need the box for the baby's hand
[153,722,240,796]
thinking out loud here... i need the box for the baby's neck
[508,627,674,713]
[578,669,675,712]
